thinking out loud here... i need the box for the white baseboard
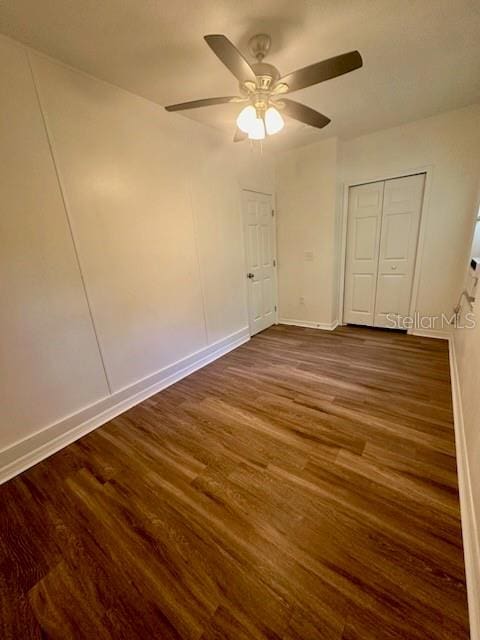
[0,327,250,484]
[409,328,450,339]
[449,337,480,640]
[279,318,338,331]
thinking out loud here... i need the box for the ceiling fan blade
[165,96,239,112]
[204,34,257,84]
[280,51,362,93]
[282,99,331,129]
[233,128,248,142]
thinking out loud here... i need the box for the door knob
[247,273,255,279]
[391,265,397,270]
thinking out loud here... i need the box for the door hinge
[271,209,275,217]
[274,305,277,312]
[273,258,276,267]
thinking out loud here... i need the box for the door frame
[338,166,433,331]
[240,189,279,335]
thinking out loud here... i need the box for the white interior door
[374,174,425,327]
[343,173,425,329]
[242,190,276,335]
[343,181,384,326]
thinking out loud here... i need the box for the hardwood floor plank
[0,325,469,638]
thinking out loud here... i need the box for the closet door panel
[374,174,425,327]
[343,181,384,326]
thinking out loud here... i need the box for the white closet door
[343,181,384,326]
[242,190,276,335]
[374,174,425,327]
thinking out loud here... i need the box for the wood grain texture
[0,325,469,639]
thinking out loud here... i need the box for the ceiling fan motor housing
[248,33,271,61]
[240,61,282,118]
[251,62,280,90]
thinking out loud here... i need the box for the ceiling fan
[165,33,363,142]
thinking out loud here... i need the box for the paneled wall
[0,37,110,450]
[0,34,274,475]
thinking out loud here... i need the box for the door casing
[338,166,433,333]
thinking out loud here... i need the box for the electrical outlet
[299,296,305,305]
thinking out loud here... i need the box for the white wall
[452,178,480,635]
[275,105,480,330]
[276,137,339,328]
[0,34,274,476]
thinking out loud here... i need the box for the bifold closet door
[343,173,425,328]
[374,174,425,327]
[343,181,384,326]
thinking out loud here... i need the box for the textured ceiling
[1,0,480,150]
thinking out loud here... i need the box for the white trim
[408,328,450,340]
[0,327,250,484]
[272,190,279,326]
[338,166,433,327]
[337,182,350,326]
[279,318,338,331]
[449,337,480,640]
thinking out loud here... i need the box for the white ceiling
[1,0,480,151]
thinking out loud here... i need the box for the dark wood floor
[0,325,469,639]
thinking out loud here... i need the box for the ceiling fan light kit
[236,105,256,133]
[265,106,284,135]
[236,104,284,139]
[165,33,363,142]
[247,117,266,141]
